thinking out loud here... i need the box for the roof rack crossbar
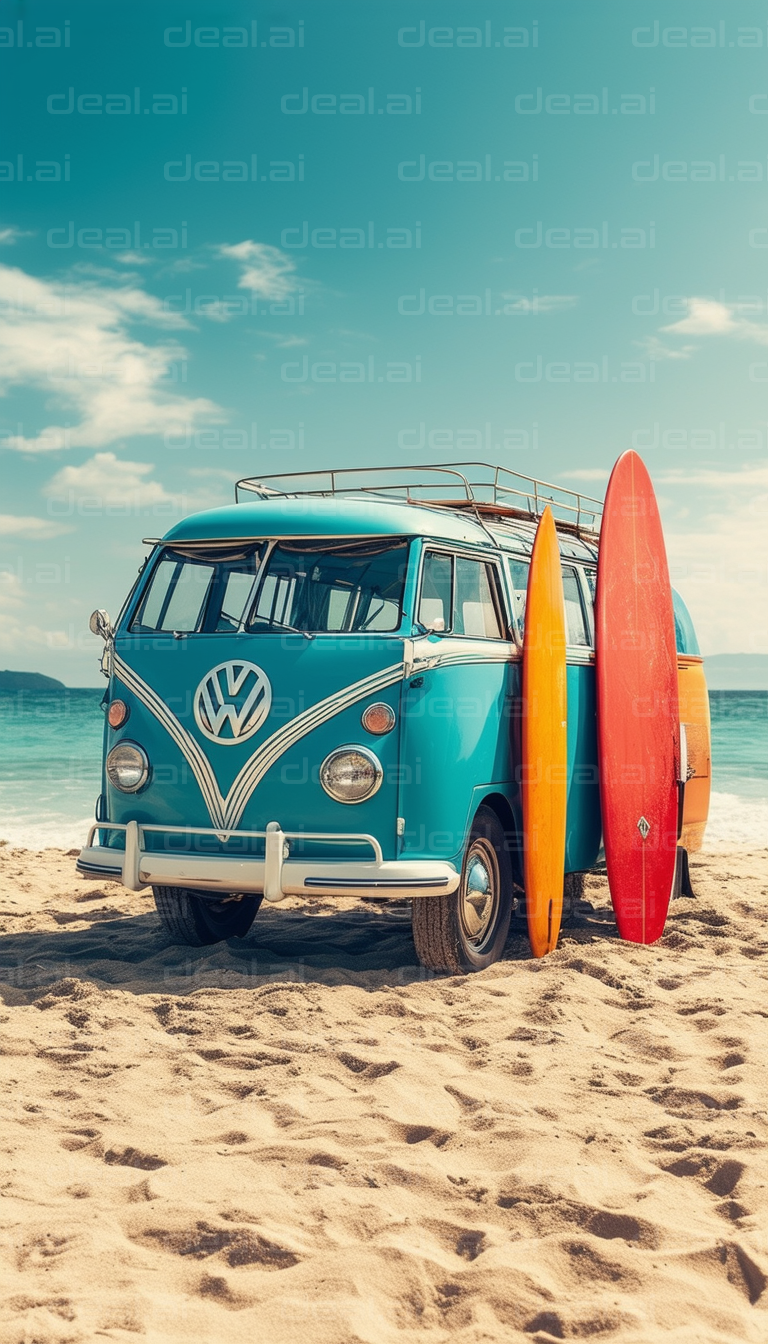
[235,463,603,533]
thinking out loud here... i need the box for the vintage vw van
[79,464,710,972]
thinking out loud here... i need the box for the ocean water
[0,687,765,851]
[704,691,768,848]
[0,688,104,850]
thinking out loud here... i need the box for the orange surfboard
[522,506,568,957]
[677,656,711,852]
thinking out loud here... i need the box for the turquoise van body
[77,465,699,964]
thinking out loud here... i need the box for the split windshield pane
[247,539,409,633]
[131,545,265,634]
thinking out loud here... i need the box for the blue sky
[1,1,767,682]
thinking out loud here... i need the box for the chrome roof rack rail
[235,462,603,536]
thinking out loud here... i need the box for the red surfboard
[596,451,679,944]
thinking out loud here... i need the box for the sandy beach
[0,845,766,1343]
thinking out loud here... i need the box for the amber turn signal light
[361,702,396,735]
[108,699,129,729]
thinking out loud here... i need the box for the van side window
[562,566,589,646]
[582,568,596,645]
[506,558,530,637]
[453,557,502,638]
[419,552,452,629]
[418,553,504,637]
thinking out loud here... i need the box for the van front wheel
[152,887,261,946]
[411,806,513,974]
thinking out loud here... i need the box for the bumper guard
[76,821,459,903]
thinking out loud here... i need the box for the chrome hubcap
[459,838,500,950]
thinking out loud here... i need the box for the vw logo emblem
[194,660,272,745]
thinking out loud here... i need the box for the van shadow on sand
[0,894,620,999]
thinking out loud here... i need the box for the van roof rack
[235,462,603,538]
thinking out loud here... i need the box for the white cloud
[661,468,768,655]
[0,514,72,539]
[0,226,32,246]
[0,571,23,611]
[0,261,223,452]
[253,330,307,348]
[43,452,179,511]
[42,451,229,516]
[0,572,75,654]
[218,240,297,300]
[660,297,768,343]
[114,251,154,266]
[501,294,578,314]
[641,297,768,362]
[641,336,696,361]
[658,465,768,490]
[662,298,737,337]
[558,468,609,482]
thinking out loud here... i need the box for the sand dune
[0,844,766,1343]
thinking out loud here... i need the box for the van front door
[399,548,516,868]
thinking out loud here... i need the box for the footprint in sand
[646,1085,744,1119]
[337,1050,400,1079]
[103,1146,167,1171]
[662,1152,745,1198]
[134,1219,300,1270]
[397,1124,451,1147]
[60,1126,101,1152]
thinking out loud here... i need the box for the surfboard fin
[672,844,696,900]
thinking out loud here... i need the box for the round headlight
[106,741,149,793]
[320,745,383,804]
[361,701,396,735]
[107,699,129,729]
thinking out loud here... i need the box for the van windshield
[130,538,409,635]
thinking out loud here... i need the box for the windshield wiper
[250,619,315,641]
[357,599,386,632]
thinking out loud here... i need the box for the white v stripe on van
[114,654,226,829]
[113,653,405,836]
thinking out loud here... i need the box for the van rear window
[130,539,408,635]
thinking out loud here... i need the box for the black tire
[411,805,513,974]
[512,870,586,928]
[562,871,586,925]
[152,886,261,946]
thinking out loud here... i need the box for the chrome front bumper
[77,821,460,903]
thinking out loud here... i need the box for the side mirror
[415,615,446,636]
[89,609,113,641]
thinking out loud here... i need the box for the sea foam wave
[0,815,95,852]
[704,791,768,849]
[1,793,764,854]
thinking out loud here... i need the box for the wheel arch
[477,790,523,886]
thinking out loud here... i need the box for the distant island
[0,670,66,691]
